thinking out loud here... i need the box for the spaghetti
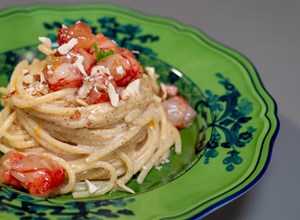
[0,21,196,198]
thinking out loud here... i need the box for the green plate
[0,4,279,219]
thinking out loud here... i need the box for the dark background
[0,1,298,219]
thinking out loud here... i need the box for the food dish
[0,21,196,198]
[0,4,279,219]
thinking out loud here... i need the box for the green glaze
[0,4,279,219]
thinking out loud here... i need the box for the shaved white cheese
[21,68,29,74]
[155,166,162,171]
[77,81,92,99]
[58,38,78,55]
[116,65,125,75]
[23,74,34,84]
[91,65,111,76]
[76,98,88,106]
[108,82,119,107]
[162,159,170,164]
[62,24,68,29]
[116,181,135,194]
[85,180,98,194]
[38,44,56,55]
[120,89,130,100]
[36,83,45,92]
[93,86,99,93]
[38,37,52,48]
[145,66,155,75]
[159,151,170,165]
[74,54,88,77]
[108,76,113,80]
[145,67,160,94]
[145,67,159,80]
[153,94,162,103]
[39,72,46,83]
[125,79,140,96]
[160,83,167,100]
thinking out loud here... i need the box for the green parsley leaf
[93,44,115,62]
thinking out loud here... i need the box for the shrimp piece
[87,73,115,104]
[78,48,96,73]
[0,150,25,189]
[88,87,110,104]
[44,63,83,91]
[57,21,96,50]
[0,150,65,198]
[95,34,118,51]
[162,96,197,129]
[98,48,143,87]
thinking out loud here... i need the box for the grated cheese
[120,89,130,100]
[153,94,162,103]
[91,65,111,76]
[38,44,56,56]
[76,98,88,106]
[38,37,52,48]
[116,181,135,194]
[77,81,92,99]
[74,54,88,77]
[85,180,98,194]
[108,82,119,107]
[160,83,167,100]
[155,166,162,171]
[23,74,34,84]
[116,66,125,75]
[125,79,140,96]
[58,38,78,55]
[21,69,29,75]
[39,72,46,83]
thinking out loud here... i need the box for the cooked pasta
[0,21,196,198]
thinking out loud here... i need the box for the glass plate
[0,4,279,219]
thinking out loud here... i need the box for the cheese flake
[23,74,34,84]
[91,65,111,76]
[116,66,125,75]
[38,44,56,56]
[108,82,119,107]
[58,38,78,55]
[38,37,52,47]
[160,83,167,100]
[117,181,135,194]
[125,79,140,96]
[74,54,88,77]
[85,180,98,194]
[120,89,130,100]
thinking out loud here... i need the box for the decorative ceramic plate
[0,4,279,220]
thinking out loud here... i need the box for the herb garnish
[93,44,115,62]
